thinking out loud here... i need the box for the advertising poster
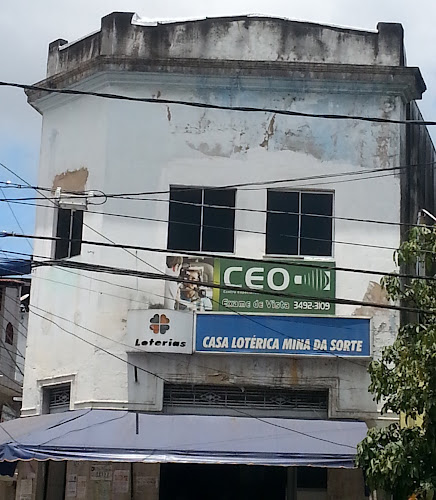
[164,256,335,315]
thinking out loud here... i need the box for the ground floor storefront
[11,460,367,499]
[0,409,369,499]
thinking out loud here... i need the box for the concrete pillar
[327,468,368,500]
[286,467,297,500]
[62,461,160,499]
[0,480,16,500]
[15,461,44,500]
[132,463,160,500]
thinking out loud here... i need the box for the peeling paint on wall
[52,167,89,192]
[259,114,276,149]
[187,142,231,158]
[353,281,389,317]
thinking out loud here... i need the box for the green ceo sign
[212,258,335,315]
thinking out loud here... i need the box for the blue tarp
[0,259,31,277]
[0,410,367,468]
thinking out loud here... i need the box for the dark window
[168,187,235,252]
[43,384,71,414]
[5,323,13,345]
[0,288,3,311]
[297,467,327,488]
[266,191,333,256]
[55,208,83,259]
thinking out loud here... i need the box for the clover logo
[149,314,170,334]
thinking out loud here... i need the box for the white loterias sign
[126,309,194,354]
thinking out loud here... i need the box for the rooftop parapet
[46,13,406,78]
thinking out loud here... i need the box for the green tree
[356,226,436,499]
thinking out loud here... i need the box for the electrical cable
[1,160,434,233]
[1,158,435,204]
[27,306,356,449]
[0,201,409,253]
[0,187,33,252]
[4,233,435,282]
[1,260,374,380]
[31,257,435,315]
[3,80,436,127]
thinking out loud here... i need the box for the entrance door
[159,463,287,500]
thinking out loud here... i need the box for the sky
[1,0,436,258]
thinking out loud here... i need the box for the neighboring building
[1,13,434,499]
[0,276,29,500]
[0,277,28,414]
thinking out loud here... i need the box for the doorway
[159,463,287,500]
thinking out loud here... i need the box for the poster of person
[164,256,214,312]
[164,255,336,315]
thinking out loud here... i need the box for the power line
[2,161,434,232]
[32,257,435,315]
[0,198,409,253]
[0,252,399,367]
[0,165,381,438]
[4,234,435,282]
[97,191,410,229]
[1,258,375,374]
[3,79,436,127]
[27,305,356,449]
[0,187,33,252]
[100,163,433,197]
[0,337,24,376]
[2,158,435,202]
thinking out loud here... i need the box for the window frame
[265,189,335,259]
[54,207,84,260]
[42,383,72,414]
[167,185,236,254]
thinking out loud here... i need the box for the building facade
[0,275,29,499]
[4,12,435,499]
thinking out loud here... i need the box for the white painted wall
[22,67,402,420]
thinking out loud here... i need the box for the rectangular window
[55,208,83,259]
[168,187,236,252]
[163,384,328,418]
[266,191,333,257]
[43,384,71,414]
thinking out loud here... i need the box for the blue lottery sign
[195,314,371,357]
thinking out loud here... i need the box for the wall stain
[52,167,89,192]
[353,281,389,316]
[259,114,276,149]
[282,125,323,159]
[187,141,231,157]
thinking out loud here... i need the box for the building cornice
[26,57,425,113]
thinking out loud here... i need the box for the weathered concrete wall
[45,13,408,80]
[402,101,436,228]
[0,480,16,500]
[327,468,367,499]
[22,65,404,419]
[22,13,433,427]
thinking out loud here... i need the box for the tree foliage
[356,226,436,499]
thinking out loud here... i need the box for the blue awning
[0,259,31,277]
[0,410,367,468]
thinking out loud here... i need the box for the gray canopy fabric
[0,410,367,468]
